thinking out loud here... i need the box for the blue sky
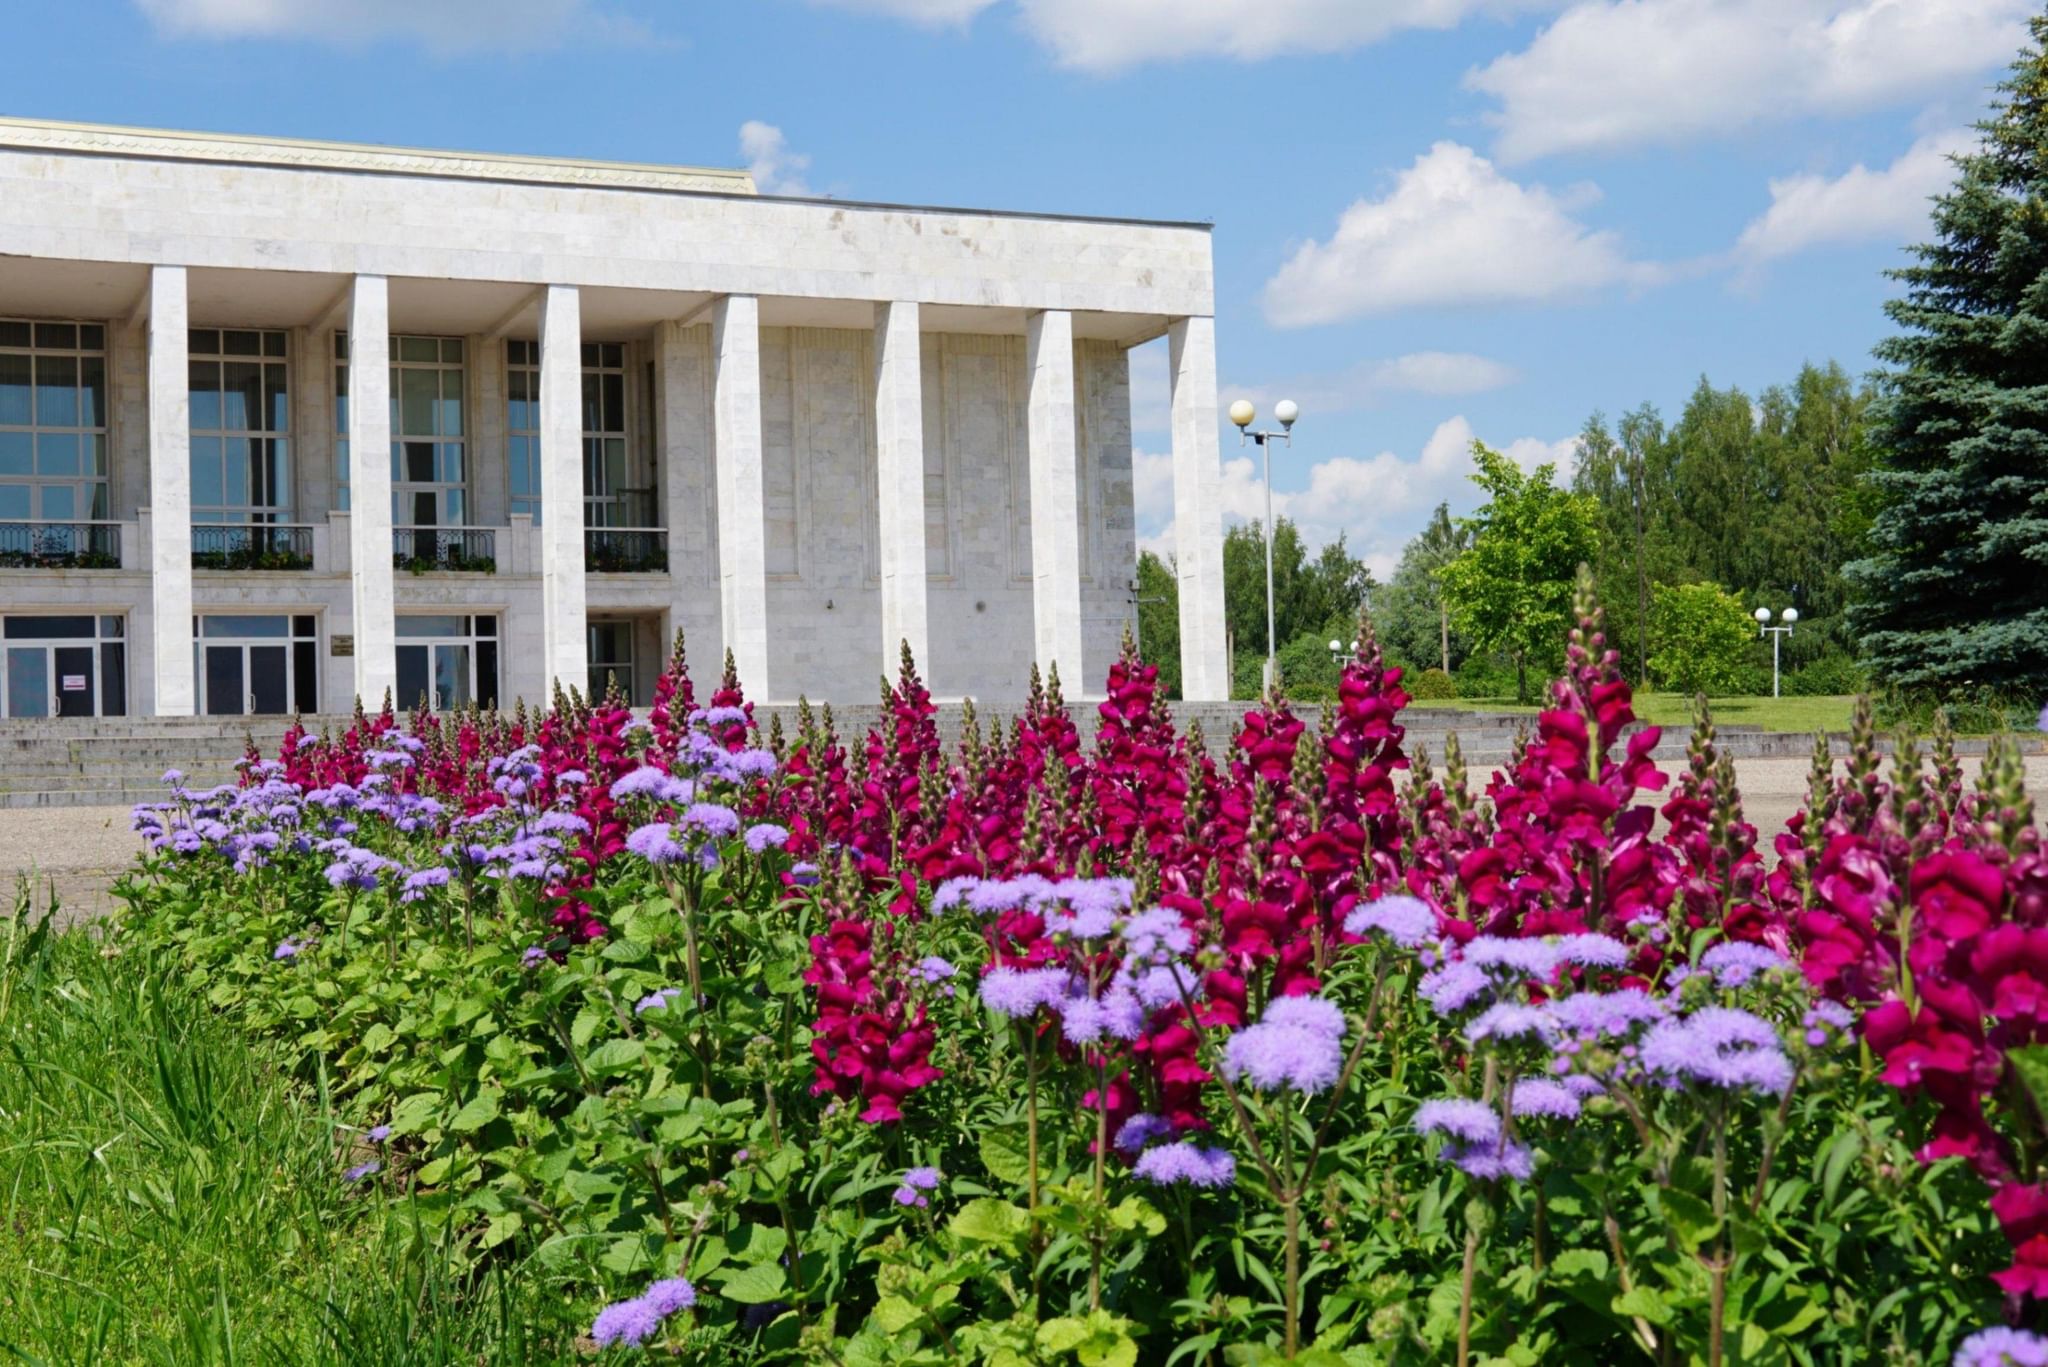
[5,0,2029,574]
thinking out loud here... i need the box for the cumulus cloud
[1137,416,1579,577]
[1262,142,1661,327]
[133,0,645,50]
[1735,129,1969,262]
[1231,352,1519,413]
[739,122,814,196]
[1468,0,2028,163]
[808,0,996,23]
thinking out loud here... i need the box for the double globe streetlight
[1754,606,1798,698]
[1228,397,1299,694]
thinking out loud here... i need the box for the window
[335,334,467,525]
[0,320,109,527]
[587,618,639,704]
[189,329,290,525]
[505,340,649,527]
[395,614,498,711]
[1,613,124,718]
[191,613,317,716]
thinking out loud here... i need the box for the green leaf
[950,1198,1031,1250]
[1819,1130,1862,1209]
[872,1295,923,1334]
[388,1091,441,1137]
[979,1127,1032,1186]
[448,1088,501,1133]
[584,1038,646,1075]
[715,1261,789,1304]
[1659,1188,1721,1254]
[1612,1287,1673,1327]
[1038,1318,1090,1353]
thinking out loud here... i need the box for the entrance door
[398,643,473,711]
[5,646,47,718]
[204,645,245,716]
[53,646,95,718]
[249,645,289,714]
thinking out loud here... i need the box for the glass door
[53,644,94,718]
[5,646,47,717]
[193,615,317,716]
[1,616,125,717]
[204,645,245,716]
[395,615,498,711]
[250,645,289,714]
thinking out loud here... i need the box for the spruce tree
[1850,18,2048,691]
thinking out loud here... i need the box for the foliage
[97,599,2048,1364]
[1222,518,1374,697]
[1407,666,1457,700]
[1648,581,1759,696]
[1784,652,1867,699]
[1850,25,2048,690]
[1439,443,1599,702]
[1374,503,1472,677]
[1133,549,1181,700]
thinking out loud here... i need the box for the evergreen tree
[1849,22,2048,691]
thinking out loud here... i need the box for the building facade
[0,117,1228,719]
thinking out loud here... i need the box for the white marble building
[0,117,1227,719]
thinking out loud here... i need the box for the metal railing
[584,526,668,573]
[191,522,314,571]
[393,525,497,573]
[0,520,122,569]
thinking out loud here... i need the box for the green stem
[1026,1023,1043,1313]
[1457,1205,1482,1367]
[1090,1053,1108,1312]
[1709,1106,1729,1367]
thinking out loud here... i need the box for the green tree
[1849,24,2048,691]
[1133,549,1181,698]
[1441,443,1600,702]
[1648,582,1758,695]
[1221,518,1374,696]
[1375,516,1473,676]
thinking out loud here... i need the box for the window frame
[0,318,110,526]
[188,328,292,525]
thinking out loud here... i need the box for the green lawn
[0,896,577,1366]
[1417,692,1858,735]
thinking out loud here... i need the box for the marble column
[1026,308,1083,687]
[1168,315,1229,701]
[538,284,588,697]
[146,265,194,716]
[711,295,770,698]
[872,300,929,680]
[347,275,398,708]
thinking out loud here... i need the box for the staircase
[0,703,1844,811]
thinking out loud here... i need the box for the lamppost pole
[1753,606,1798,698]
[1230,398,1298,695]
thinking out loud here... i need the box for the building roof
[0,115,756,196]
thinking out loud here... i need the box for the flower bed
[114,574,2047,1363]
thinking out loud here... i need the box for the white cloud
[1262,142,1660,327]
[1010,0,1556,72]
[1735,129,1969,262]
[1231,352,1519,413]
[133,0,642,50]
[1468,0,2028,163]
[1128,341,1170,437]
[1136,416,1579,577]
[739,122,814,197]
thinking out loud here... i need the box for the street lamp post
[1229,398,1298,695]
[1753,606,1798,698]
[1328,637,1359,667]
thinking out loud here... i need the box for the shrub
[1454,650,1519,699]
[1649,580,1756,695]
[1408,665,1457,699]
[1784,651,1867,697]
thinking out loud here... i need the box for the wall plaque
[331,634,354,657]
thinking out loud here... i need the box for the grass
[0,892,578,1366]
[1414,692,1859,735]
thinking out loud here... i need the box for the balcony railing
[585,526,668,573]
[192,522,314,571]
[0,520,122,569]
[394,525,497,574]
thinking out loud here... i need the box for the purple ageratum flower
[1125,963,1199,1012]
[1414,1098,1501,1144]
[1465,1002,1553,1044]
[366,1124,392,1142]
[590,1295,664,1348]
[789,862,821,887]
[978,966,1070,1019]
[342,1160,380,1183]
[682,803,741,838]
[904,1165,942,1191]
[636,987,684,1016]
[1115,1112,1176,1154]
[555,769,588,787]
[161,768,185,786]
[521,945,548,969]
[1098,987,1146,1041]
[743,823,789,853]
[931,876,976,911]
[609,767,673,801]
[273,939,303,961]
[695,705,750,727]
[1442,1137,1534,1182]
[1419,961,1493,1015]
[1059,993,1107,1044]
[1120,907,1194,961]
[1510,1078,1582,1120]
[1465,937,1563,979]
[1546,989,1668,1039]
[892,1185,928,1208]
[1699,941,1791,987]
[530,810,591,837]
[1262,994,1346,1042]
[1344,894,1437,948]
[1553,934,1630,969]
[1134,1141,1236,1189]
[1639,1007,1794,1096]
[400,866,452,903]
[625,822,688,865]
[1221,1021,1345,1095]
[914,955,957,984]
[1957,1326,2048,1367]
[1049,904,1118,940]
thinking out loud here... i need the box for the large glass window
[505,340,647,527]
[189,329,290,524]
[587,618,640,704]
[0,320,109,526]
[396,614,498,711]
[1,613,124,718]
[335,334,467,526]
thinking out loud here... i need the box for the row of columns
[138,267,1230,714]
